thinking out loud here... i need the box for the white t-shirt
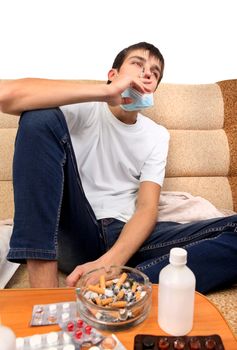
[60,102,170,222]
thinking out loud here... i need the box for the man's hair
[108,42,165,86]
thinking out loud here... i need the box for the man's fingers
[121,97,133,105]
[66,266,82,287]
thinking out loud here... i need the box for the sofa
[0,79,237,335]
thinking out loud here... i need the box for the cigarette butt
[135,291,141,301]
[100,275,106,290]
[101,297,114,306]
[116,272,128,288]
[111,301,127,308]
[88,285,105,295]
[95,297,102,306]
[105,279,114,287]
[116,290,125,300]
[131,282,138,293]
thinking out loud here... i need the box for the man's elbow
[0,82,18,115]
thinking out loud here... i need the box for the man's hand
[66,258,111,287]
[105,73,153,107]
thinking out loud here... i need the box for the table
[0,286,236,349]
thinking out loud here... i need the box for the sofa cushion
[0,129,17,180]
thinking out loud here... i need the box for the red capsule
[85,325,92,334]
[67,321,74,332]
[77,319,84,328]
[75,329,83,339]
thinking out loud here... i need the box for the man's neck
[108,105,138,125]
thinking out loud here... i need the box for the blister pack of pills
[30,302,77,326]
[16,330,126,350]
[134,334,225,350]
[16,331,75,350]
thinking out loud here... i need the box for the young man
[0,42,237,293]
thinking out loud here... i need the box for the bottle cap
[169,248,187,266]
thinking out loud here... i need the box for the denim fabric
[7,108,237,294]
[98,216,237,293]
[7,108,105,267]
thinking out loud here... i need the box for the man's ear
[107,68,118,82]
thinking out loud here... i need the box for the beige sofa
[0,79,237,334]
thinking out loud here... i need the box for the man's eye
[152,72,159,79]
[132,61,143,67]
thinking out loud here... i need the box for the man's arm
[66,181,160,286]
[0,79,111,115]
[0,75,152,116]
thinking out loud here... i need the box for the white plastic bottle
[158,247,196,336]
[0,324,16,350]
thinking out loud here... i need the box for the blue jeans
[7,108,237,294]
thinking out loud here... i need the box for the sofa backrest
[0,79,237,220]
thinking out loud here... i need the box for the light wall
[0,0,236,83]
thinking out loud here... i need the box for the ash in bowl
[76,266,152,330]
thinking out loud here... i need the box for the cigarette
[135,291,141,301]
[111,301,127,308]
[131,282,138,293]
[100,275,106,290]
[95,297,102,306]
[101,297,114,306]
[115,273,128,288]
[105,279,114,287]
[88,285,105,295]
[116,290,125,300]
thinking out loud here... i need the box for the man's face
[118,49,162,92]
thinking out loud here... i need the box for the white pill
[16,337,24,349]
[63,345,75,350]
[63,332,71,343]
[29,334,42,347]
[61,312,70,322]
[63,302,70,310]
[46,332,58,345]
[49,304,57,312]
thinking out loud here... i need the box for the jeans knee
[19,108,57,133]
[18,108,68,144]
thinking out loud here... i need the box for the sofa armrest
[217,79,237,211]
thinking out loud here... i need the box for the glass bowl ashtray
[76,265,152,330]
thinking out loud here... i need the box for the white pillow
[0,221,20,288]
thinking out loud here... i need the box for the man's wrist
[98,249,128,268]
[96,84,112,103]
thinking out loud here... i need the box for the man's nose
[142,67,152,78]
